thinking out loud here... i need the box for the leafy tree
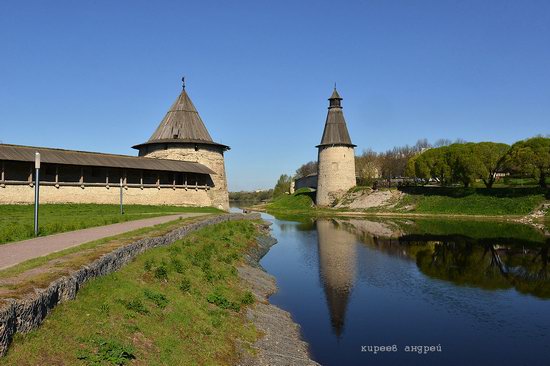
[273,174,292,197]
[508,137,550,188]
[295,161,318,179]
[472,142,510,188]
[411,146,453,184]
[355,148,380,185]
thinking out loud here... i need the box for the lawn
[0,204,221,244]
[1,220,261,366]
[397,187,548,216]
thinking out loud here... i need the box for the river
[241,208,550,365]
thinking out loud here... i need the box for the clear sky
[1,0,549,191]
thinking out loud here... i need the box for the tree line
[407,137,550,188]
[289,136,550,190]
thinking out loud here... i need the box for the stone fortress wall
[0,184,211,206]
[316,145,356,206]
[141,144,229,211]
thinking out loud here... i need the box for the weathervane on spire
[182,76,186,90]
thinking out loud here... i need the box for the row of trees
[289,136,549,191]
[229,189,273,202]
[406,137,550,188]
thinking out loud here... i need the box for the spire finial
[182,76,185,90]
[334,82,337,90]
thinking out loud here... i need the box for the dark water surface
[257,213,550,366]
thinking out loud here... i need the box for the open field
[1,220,261,365]
[0,204,221,245]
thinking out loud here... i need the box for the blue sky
[1,0,549,191]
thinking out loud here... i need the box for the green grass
[267,188,315,211]
[265,186,549,217]
[0,204,221,244]
[1,220,261,366]
[0,216,206,282]
[396,187,548,216]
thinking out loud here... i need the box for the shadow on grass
[399,186,549,199]
[294,189,317,202]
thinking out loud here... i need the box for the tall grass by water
[0,204,221,244]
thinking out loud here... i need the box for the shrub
[206,292,240,312]
[76,337,135,365]
[121,298,149,315]
[179,278,191,293]
[144,289,169,309]
[241,291,255,305]
[154,265,169,281]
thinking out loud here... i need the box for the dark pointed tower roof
[133,78,229,151]
[317,87,356,148]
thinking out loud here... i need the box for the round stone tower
[132,78,230,211]
[316,88,356,206]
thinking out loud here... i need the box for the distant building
[316,88,356,206]
[0,79,230,210]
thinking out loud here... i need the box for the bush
[154,265,169,281]
[241,291,255,305]
[120,298,149,315]
[144,289,169,309]
[206,292,240,312]
[76,337,135,365]
[179,278,191,293]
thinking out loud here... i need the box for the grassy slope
[0,204,221,244]
[266,188,315,212]
[1,220,260,366]
[266,187,548,217]
[396,187,548,216]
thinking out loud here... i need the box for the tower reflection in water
[316,219,357,336]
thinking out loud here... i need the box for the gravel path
[0,213,206,270]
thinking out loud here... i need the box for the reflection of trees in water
[412,238,550,299]
[316,219,357,337]
[331,218,550,299]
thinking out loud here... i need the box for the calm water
[257,212,550,366]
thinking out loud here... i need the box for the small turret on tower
[316,87,356,206]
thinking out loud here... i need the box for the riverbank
[238,235,320,366]
[259,187,550,224]
[0,213,318,365]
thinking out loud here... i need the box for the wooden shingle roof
[0,144,215,175]
[317,88,356,148]
[133,83,229,151]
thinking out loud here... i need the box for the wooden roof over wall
[0,144,215,175]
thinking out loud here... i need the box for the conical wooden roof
[317,88,355,148]
[133,83,229,150]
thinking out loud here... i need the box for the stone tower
[316,88,356,206]
[133,79,230,211]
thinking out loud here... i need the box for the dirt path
[0,213,207,270]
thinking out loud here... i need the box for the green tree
[295,161,318,179]
[273,174,292,197]
[412,146,453,184]
[508,137,550,188]
[472,142,510,188]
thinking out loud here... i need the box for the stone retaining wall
[0,212,261,356]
